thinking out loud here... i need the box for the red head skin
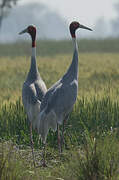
[69,21,80,38]
[27,26,36,47]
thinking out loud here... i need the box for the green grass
[0,38,119,58]
[1,40,119,179]
[0,96,119,146]
[1,130,119,179]
[0,96,119,179]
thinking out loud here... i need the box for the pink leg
[61,119,68,152]
[61,120,66,144]
[42,143,47,167]
[30,123,36,167]
[57,124,62,154]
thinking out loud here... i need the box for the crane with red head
[19,25,47,167]
[36,21,92,166]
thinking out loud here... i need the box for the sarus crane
[19,25,47,167]
[36,21,92,166]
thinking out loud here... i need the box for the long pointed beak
[19,28,28,35]
[79,24,93,31]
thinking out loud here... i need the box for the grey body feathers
[37,39,79,143]
[22,56,47,129]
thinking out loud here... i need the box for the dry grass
[0,53,119,102]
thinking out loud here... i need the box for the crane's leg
[30,122,36,167]
[61,116,69,152]
[57,124,61,154]
[42,143,47,167]
[61,119,66,152]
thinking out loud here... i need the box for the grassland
[0,38,119,57]
[0,39,119,179]
[0,53,119,102]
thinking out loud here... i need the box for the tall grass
[1,96,119,179]
[64,133,119,180]
[0,96,119,148]
[0,141,27,180]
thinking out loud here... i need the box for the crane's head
[70,21,92,38]
[19,25,36,35]
[19,25,36,47]
[19,25,36,38]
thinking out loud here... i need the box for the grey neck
[26,47,39,82]
[62,38,78,82]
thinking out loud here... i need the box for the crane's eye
[28,26,33,32]
[73,23,78,28]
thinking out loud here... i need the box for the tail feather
[36,109,57,143]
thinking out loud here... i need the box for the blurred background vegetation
[0,38,119,57]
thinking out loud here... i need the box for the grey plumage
[37,38,78,143]
[36,21,92,144]
[19,25,47,167]
[19,25,47,128]
[22,55,47,128]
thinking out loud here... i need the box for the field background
[1,39,119,179]
[1,39,119,102]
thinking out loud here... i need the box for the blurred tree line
[0,0,18,29]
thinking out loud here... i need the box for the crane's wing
[36,80,78,142]
[45,80,77,113]
[40,79,61,111]
[34,78,47,102]
[40,79,78,125]
[22,82,39,109]
[36,80,62,140]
